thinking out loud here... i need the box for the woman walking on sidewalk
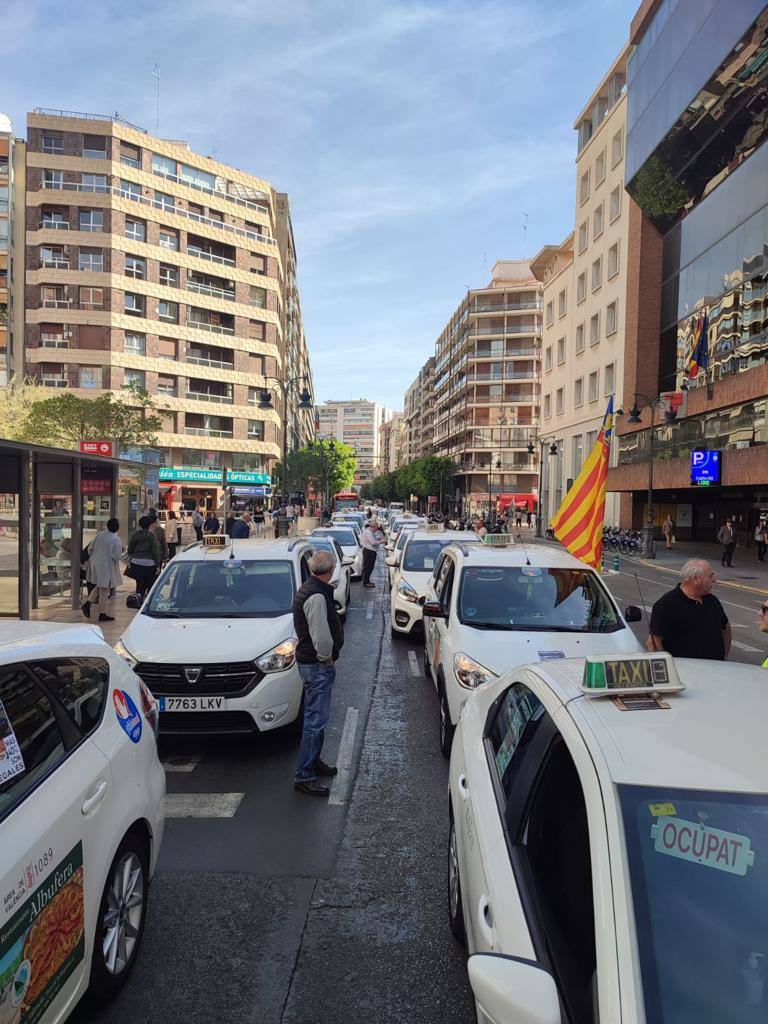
[662,515,675,550]
[82,518,123,622]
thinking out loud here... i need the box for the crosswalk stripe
[165,793,244,818]
[329,707,359,806]
[731,639,763,653]
[408,651,420,677]
[366,603,374,619]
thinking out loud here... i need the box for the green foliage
[367,456,455,504]
[0,376,45,442]
[285,439,357,499]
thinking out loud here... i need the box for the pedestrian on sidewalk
[192,506,204,542]
[230,512,252,539]
[82,518,123,622]
[717,518,737,567]
[648,559,731,661]
[530,511,537,533]
[147,510,168,566]
[755,518,768,562]
[361,518,384,587]
[126,516,161,604]
[166,510,179,559]
[204,510,220,535]
[662,515,675,550]
[292,550,344,797]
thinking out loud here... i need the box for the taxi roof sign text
[580,653,685,697]
[202,534,228,549]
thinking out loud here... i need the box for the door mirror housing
[624,604,643,623]
[421,600,448,620]
[341,555,355,566]
[468,954,561,1024]
[385,555,397,567]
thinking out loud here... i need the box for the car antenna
[633,572,650,626]
[515,531,531,566]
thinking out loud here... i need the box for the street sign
[691,450,721,487]
[79,440,115,458]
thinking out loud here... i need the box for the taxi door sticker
[112,688,143,744]
[651,817,755,876]
[0,698,25,785]
[0,842,84,1023]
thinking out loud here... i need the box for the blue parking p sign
[691,450,721,487]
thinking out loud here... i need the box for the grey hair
[680,558,710,583]
[310,550,336,576]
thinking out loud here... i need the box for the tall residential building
[24,108,313,512]
[608,1,768,542]
[0,115,25,385]
[377,411,404,475]
[532,45,630,528]
[316,399,390,486]
[432,260,542,515]
[403,356,436,462]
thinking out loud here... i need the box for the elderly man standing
[292,550,344,797]
[361,518,384,588]
[648,558,731,660]
[230,512,252,539]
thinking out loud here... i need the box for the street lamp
[258,375,313,536]
[527,437,559,538]
[626,393,678,559]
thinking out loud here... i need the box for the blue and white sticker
[521,566,542,576]
[112,688,142,743]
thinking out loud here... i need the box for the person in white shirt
[361,519,385,588]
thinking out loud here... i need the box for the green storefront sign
[227,470,271,485]
[158,468,272,485]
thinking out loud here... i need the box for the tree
[0,375,46,442]
[284,439,357,501]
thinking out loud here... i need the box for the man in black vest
[292,550,345,796]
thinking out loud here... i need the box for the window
[611,128,623,167]
[0,668,66,818]
[151,153,176,178]
[42,169,63,189]
[120,179,141,201]
[586,429,598,450]
[157,374,176,396]
[572,434,583,476]
[574,377,583,406]
[121,142,141,168]
[488,682,545,802]
[591,258,602,291]
[154,191,175,213]
[606,300,618,336]
[545,301,554,327]
[124,368,146,388]
[187,201,204,219]
[590,313,600,346]
[82,134,107,159]
[124,217,145,242]
[40,245,68,269]
[558,289,567,318]
[578,220,588,253]
[179,163,216,192]
[555,388,564,415]
[588,370,598,401]
[593,203,604,240]
[124,292,145,316]
[159,228,178,251]
[250,253,267,275]
[78,366,102,388]
[248,320,265,340]
[159,264,178,287]
[247,420,265,440]
[158,299,178,324]
[609,185,622,222]
[575,323,585,353]
[82,173,107,193]
[556,337,565,365]
[78,248,103,272]
[125,332,146,355]
[249,352,265,375]
[545,345,553,372]
[576,272,586,303]
[125,255,146,280]
[579,169,590,204]
[595,148,606,185]
[158,337,177,359]
[79,209,103,233]
[607,242,620,278]
[42,209,67,229]
[249,285,267,308]
[209,209,224,226]
[79,286,103,310]
[41,285,68,307]
[604,362,615,395]
[42,133,63,155]
[543,393,551,418]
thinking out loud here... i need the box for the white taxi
[311,527,363,580]
[0,621,164,1023]
[116,536,315,735]
[449,652,768,1023]
[388,527,479,636]
[385,515,425,552]
[423,540,643,756]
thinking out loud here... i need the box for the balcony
[469,347,538,360]
[150,166,270,215]
[469,392,538,405]
[186,353,234,370]
[186,389,234,405]
[187,319,234,336]
[42,299,72,309]
[468,324,538,337]
[157,383,177,397]
[185,426,233,438]
[466,371,537,382]
[187,278,235,301]
[470,300,541,313]
[40,257,70,270]
[187,244,236,268]
[40,220,69,231]
[40,375,68,388]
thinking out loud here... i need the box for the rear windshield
[145,559,295,617]
[403,539,454,571]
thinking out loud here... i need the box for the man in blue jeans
[292,550,345,796]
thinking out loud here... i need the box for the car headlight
[397,579,420,604]
[454,653,497,689]
[256,638,297,673]
[113,639,137,667]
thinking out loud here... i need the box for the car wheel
[438,681,454,759]
[448,814,467,947]
[89,831,149,1002]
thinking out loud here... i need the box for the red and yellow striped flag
[551,396,614,567]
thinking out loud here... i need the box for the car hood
[398,570,432,595]
[456,623,644,674]
[120,612,295,663]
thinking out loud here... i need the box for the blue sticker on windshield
[112,688,142,743]
[465,606,477,617]
[521,567,542,576]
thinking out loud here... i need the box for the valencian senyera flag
[551,396,614,568]
[688,312,709,379]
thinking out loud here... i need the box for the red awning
[497,493,536,511]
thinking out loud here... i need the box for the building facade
[403,356,436,462]
[432,260,542,515]
[316,399,391,486]
[608,1,768,543]
[533,46,630,529]
[23,108,313,512]
[377,411,404,475]
[0,115,25,386]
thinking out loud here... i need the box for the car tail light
[138,678,159,740]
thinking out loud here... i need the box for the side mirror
[342,555,355,566]
[468,954,560,1024]
[385,555,397,567]
[624,605,643,623]
[421,600,448,620]
[126,593,143,610]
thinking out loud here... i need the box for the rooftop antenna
[150,59,161,133]
[521,212,529,259]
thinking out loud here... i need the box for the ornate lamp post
[527,438,559,538]
[627,393,678,559]
[258,376,313,536]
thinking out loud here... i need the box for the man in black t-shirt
[648,559,731,660]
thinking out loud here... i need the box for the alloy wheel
[102,852,144,975]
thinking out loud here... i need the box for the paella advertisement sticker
[0,842,84,1023]
[0,699,24,786]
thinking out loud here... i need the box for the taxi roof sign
[483,534,512,546]
[580,653,685,697]
[425,522,444,532]
[203,534,229,549]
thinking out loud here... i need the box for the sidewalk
[30,579,138,644]
[633,540,768,594]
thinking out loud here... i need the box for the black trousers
[194,526,203,541]
[722,542,736,567]
[362,548,376,584]
[133,564,157,599]
[757,540,766,562]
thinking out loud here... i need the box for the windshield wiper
[145,611,185,618]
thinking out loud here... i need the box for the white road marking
[162,755,201,773]
[329,706,359,806]
[165,793,244,818]
[366,603,374,619]
[731,639,763,653]
[408,650,420,676]
[630,573,760,613]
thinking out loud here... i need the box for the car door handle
[457,774,469,801]
[81,780,108,816]
[477,895,495,947]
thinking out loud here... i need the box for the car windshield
[145,559,294,618]
[620,784,768,1023]
[457,566,621,631]
[315,529,357,547]
[403,539,455,571]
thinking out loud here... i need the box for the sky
[3,0,635,410]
